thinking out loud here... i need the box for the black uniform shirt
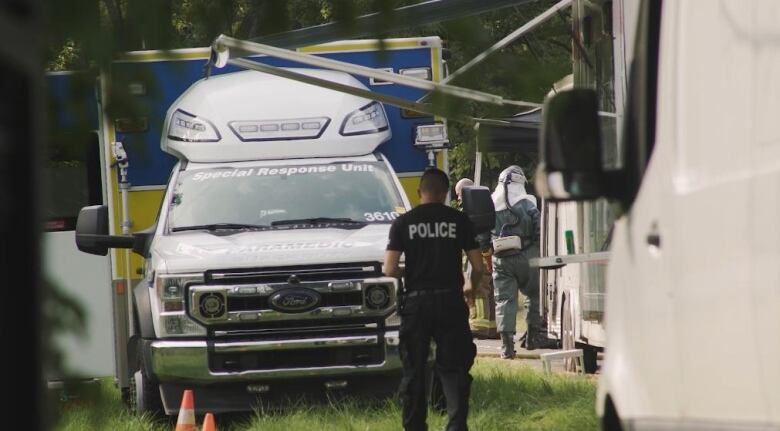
[387,203,479,290]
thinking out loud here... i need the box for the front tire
[129,345,164,417]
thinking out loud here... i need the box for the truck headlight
[364,283,392,309]
[162,315,207,336]
[385,310,400,329]
[167,109,221,142]
[153,273,206,337]
[339,102,389,136]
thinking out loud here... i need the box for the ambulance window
[43,131,102,231]
[169,161,406,230]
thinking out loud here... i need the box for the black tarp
[478,108,541,154]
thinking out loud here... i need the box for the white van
[75,69,415,415]
[537,1,780,429]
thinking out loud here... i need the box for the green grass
[54,358,597,431]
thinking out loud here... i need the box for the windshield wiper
[270,217,367,227]
[171,223,270,232]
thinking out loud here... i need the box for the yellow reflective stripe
[469,319,497,329]
[298,40,420,53]
[132,189,165,276]
[118,49,211,62]
[431,47,444,123]
[473,298,497,323]
[398,176,421,207]
[110,188,165,278]
[116,39,432,62]
[431,48,441,82]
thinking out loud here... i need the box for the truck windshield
[169,161,405,230]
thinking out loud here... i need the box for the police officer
[384,168,485,431]
[483,166,557,359]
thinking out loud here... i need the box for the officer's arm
[465,248,486,299]
[383,250,404,278]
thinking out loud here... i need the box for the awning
[477,108,541,153]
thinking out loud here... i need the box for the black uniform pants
[399,289,477,431]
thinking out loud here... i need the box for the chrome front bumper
[148,331,402,383]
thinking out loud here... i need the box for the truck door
[43,130,114,380]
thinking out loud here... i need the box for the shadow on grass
[53,359,598,431]
[238,360,597,431]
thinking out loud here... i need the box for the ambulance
[47,37,448,415]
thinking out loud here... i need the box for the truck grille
[206,262,382,284]
[189,262,395,328]
[210,319,381,340]
[211,344,384,372]
[227,291,364,312]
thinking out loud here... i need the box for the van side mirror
[536,89,605,201]
[75,205,134,255]
[461,186,495,235]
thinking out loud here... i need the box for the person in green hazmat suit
[481,166,557,359]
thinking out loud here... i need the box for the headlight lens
[161,315,207,336]
[385,310,401,329]
[167,109,221,142]
[154,273,202,300]
[153,273,206,337]
[340,102,389,136]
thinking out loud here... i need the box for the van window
[620,0,661,208]
[169,161,405,230]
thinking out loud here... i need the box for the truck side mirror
[132,224,156,257]
[536,89,605,201]
[461,186,495,235]
[75,205,134,255]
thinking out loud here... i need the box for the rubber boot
[525,326,559,350]
[499,332,516,359]
[517,330,528,349]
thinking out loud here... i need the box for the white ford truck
[76,68,415,415]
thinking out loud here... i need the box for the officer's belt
[403,288,460,298]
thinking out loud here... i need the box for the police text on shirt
[408,222,457,239]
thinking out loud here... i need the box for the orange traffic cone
[174,389,196,431]
[202,413,217,431]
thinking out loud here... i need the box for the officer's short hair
[419,168,450,196]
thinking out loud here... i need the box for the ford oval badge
[269,288,321,313]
